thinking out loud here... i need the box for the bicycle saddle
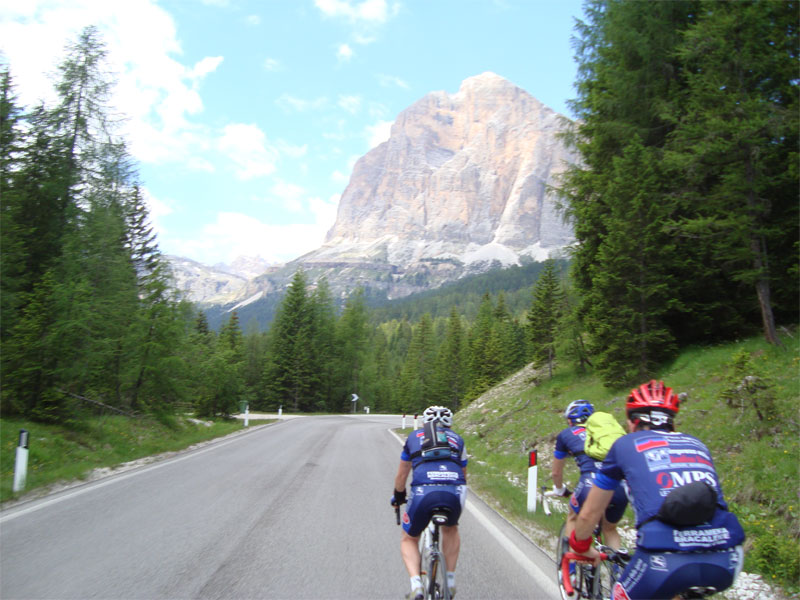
[684,586,718,598]
[430,509,451,525]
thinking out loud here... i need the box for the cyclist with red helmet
[391,406,468,600]
[569,381,745,600]
[546,399,628,549]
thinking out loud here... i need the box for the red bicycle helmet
[626,380,680,417]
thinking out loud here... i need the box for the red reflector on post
[529,450,537,467]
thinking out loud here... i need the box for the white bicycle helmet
[423,405,453,427]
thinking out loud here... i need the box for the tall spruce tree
[527,259,563,378]
[263,270,317,411]
[666,0,799,345]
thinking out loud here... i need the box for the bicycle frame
[420,512,451,600]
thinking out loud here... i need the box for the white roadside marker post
[402,413,406,429]
[527,450,538,513]
[13,429,29,493]
[244,402,249,427]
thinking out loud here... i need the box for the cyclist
[545,399,627,550]
[391,406,468,600]
[569,380,745,600]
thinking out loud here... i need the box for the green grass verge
[454,330,800,593]
[0,416,274,504]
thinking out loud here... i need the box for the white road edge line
[388,427,559,597]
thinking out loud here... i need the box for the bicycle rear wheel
[428,552,450,600]
[419,528,431,594]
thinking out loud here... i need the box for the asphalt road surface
[0,414,559,599]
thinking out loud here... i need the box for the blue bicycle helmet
[564,399,594,424]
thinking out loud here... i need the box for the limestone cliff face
[307,72,575,272]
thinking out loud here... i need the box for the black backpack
[646,480,720,527]
[419,420,452,461]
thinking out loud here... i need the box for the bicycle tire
[593,558,616,599]
[419,527,431,595]
[556,523,573,600]
[429,550,450,600]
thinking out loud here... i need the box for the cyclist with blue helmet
[546,399,628,549]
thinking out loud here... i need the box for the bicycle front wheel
[429,552,450,600]
[556,523,573,600]
[593,559,615,599]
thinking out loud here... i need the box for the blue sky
[1,0,585,267]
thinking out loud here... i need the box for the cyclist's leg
[401,487,430,582]
[440,485,466,573]
[600,485,629,551]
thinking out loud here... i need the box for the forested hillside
[2,1,797,428]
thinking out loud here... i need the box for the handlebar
[560,551,608,596]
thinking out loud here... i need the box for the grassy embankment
[451,330,799,593]
[0,415,273,505]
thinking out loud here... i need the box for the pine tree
[399,314,436,414]
[263,270,316,411]
[527,259,563,377]
[432,307,467,410]
[666,0,799,345]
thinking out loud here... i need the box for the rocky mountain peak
[313,72,575,277]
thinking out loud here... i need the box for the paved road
[0,414,559,599]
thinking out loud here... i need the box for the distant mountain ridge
[169,73,577,321]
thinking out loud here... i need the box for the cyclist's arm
[552,456,566,489]
[394,459,412,492]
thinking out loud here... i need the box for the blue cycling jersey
[401,427,467,486]
[553,425,603,476]
[594,429,744,552]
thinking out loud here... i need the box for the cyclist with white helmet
[547,399,628,549]
[392,405,468,600]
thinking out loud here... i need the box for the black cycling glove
[391,488,407,506]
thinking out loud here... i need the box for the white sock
[410,575,422,590]
[447,572,456,588]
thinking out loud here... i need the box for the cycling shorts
[570,475,628,524]
[613,545,743,600]
[402,484,467,537]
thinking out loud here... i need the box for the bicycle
[395,505,452,600]
[560,540,721,599]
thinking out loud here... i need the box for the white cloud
[0,0,223,170]
[218,123,278,180]
[337,43,354,62]
[245,15,261,26]
[263,57,282,71]
[275,93,329,113]
[271,181,307,213]
[377,73,409,89]
[314,0,393,24]
[277,140,308,158]
[337,94,362,114]
[332,170,350,185]
[188,56,223,80]
[365,120,392,149]
[182,194,339,264]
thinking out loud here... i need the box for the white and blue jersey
[595,429,745,599]
[401,427,468,486]
[400,427,468,537]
